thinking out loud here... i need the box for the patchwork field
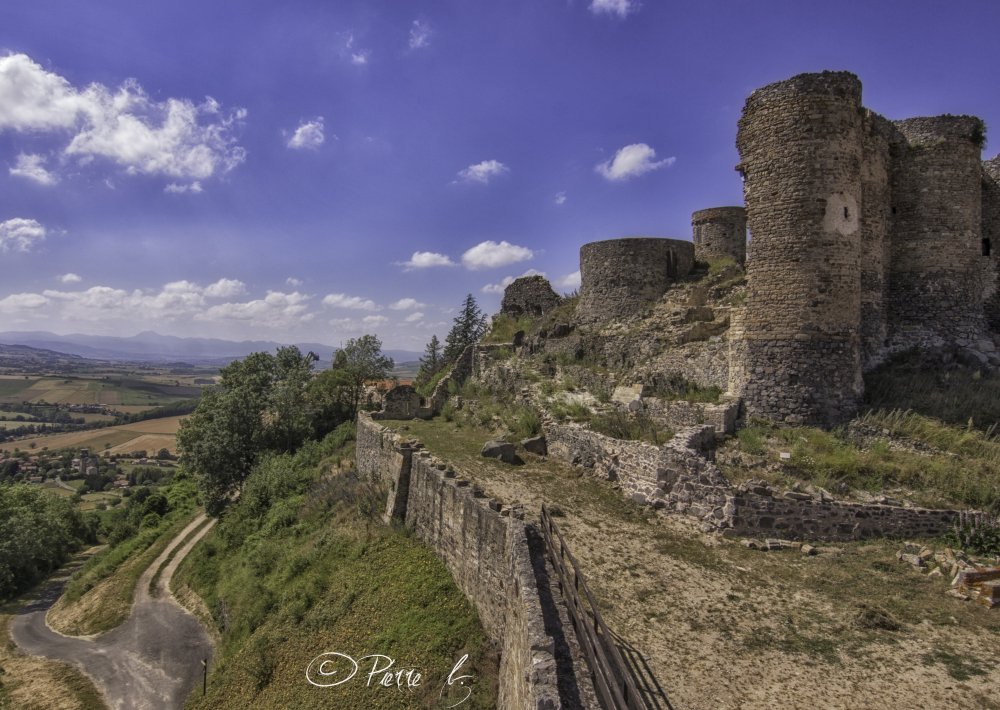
[0,377,200,407]
[2,415,185,455]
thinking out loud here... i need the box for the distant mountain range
[0,331,422,367]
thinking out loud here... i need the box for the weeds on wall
[589,408,673,445]
[482,314,533,344]
[652,372,724,404]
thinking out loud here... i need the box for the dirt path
[10,514,217,710]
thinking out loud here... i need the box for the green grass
[725,418,1000,511]
[0,379,38,396]
[589,408,672,445]
[482,314,533,344]
[174,440,498,710]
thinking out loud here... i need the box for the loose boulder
[481,440,517,463]
[520,435,547,455]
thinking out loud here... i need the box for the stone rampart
[887,115,988,351]
[501,275,564,321]
[983,156,1000,332]
[544,420,964,542]
[358,413,593,709]
[692,207,746,265]
[639,398,739,436]
[577,238,694,324]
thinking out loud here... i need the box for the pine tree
[419,334,442,371]
[444,294,488,361]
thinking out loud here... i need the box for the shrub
[493,346,512,361]
[949,511,1000,556]
[590,408,671,445]
[441,401,457,422]
[483,314,534,344]
[502,406,541,438]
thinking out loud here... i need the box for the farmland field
[1,416,186,455]
[0,379,37,396]
[0,376,201,406]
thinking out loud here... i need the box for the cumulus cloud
[0,293,50,312]
[10,153,57,185]
[203,278,247,298]
[0,53,246,181]
[556,270,582,289]
[397,251,457,271]
[596,143,674,181]
[404,311,424,322]
[555,191,566,205]
[287,118,324,150]
[389,297,425,310]
[59,273,81,283]
[286,277,303,287]
[196,291,311,325]
[322,293,381,311]
[589,0,638,17]
[329,314,388,331]
[462,240,534,270]
[164,181,202,194]
[0,218,47,252]
[482,269,546,295]
[351,51,370,65]
[409,21,431,49]
[455,159,508,184]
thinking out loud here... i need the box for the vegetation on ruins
[307,334,395,437]
[444,293,489,361]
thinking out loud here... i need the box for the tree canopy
[444,294,488,361]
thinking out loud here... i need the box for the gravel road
[11,514,217,710]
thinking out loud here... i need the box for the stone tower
[576,237,694,324]
[499,275,563,320]
[730,71,865,426]
[982,155,1000,333]
[691,207,747,265]
[886,116,988,350]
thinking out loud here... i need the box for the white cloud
[286,277,303,287]
[164,181,202,194]
[0,53,246,181]
[462,240,534,270]
[409,21,431,49]
[203,278,247,298]
[362,315,388,326]
[482,269,546,295]
[589,0,638,17]
[10,153,57,185]
[351,51,370,66]
[59,273,81,283]
[328,315,388,332]
[322,293,382,311]
[404,311,424,322]
[287,118,324,150]
[555,191,566,205]
[397,251,457,271]
[196,291,311,325]
[596,143,674,181]
[556,270,582,289]
[0,218,47,252]
[0,293,50,312]
[389,297,425,310]
[455,159,508,184]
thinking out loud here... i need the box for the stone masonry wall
[692,207,747,265]
[983,156,1000,332]
[545,420,962,542]
[577,238,695,325]
[886,115,988,351]
[732,70,865,427]
[358,413,591,709]
[501,275,564,321]
[639,398,740,436]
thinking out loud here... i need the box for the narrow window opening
[666,250,677,279]
[891,206,897,214]
[843,206,850,220]
[984,238,992,257]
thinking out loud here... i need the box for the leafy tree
[178,346,315,515]
[444,294,488,361]
[307,334,394,435]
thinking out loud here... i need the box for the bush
[949,511,1000,556]
[483,314,533,344]
[441,401,457,422]
[590,408,671,445]
[501,406,541,438]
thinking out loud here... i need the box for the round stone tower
[730,71,865,426]
[576,237,694,324]
[983,155,1000,333]
[886,115,988,350]
[692,207,747,265]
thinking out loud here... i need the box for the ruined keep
[727,70,999,426]
[981,156,1000,332]
[576,237,694,324]
[499,274,563,320]
[692,206,747,265]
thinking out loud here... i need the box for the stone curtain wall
[640,398,740,436]
[887,115,988,351]
[733,71,865,427]
[577,238,695,324]
[691,207,747,265]
[859,112,897,370]
[545,420,962,542]
[982,156,1000,332]
[500,276,564,320]
[357,413,586,709]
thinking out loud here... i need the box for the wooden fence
[539,503,648,710]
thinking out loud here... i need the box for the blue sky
[1,0,998,350]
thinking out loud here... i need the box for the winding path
[11,514,217,710]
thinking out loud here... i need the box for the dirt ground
[391,417,1000,710]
